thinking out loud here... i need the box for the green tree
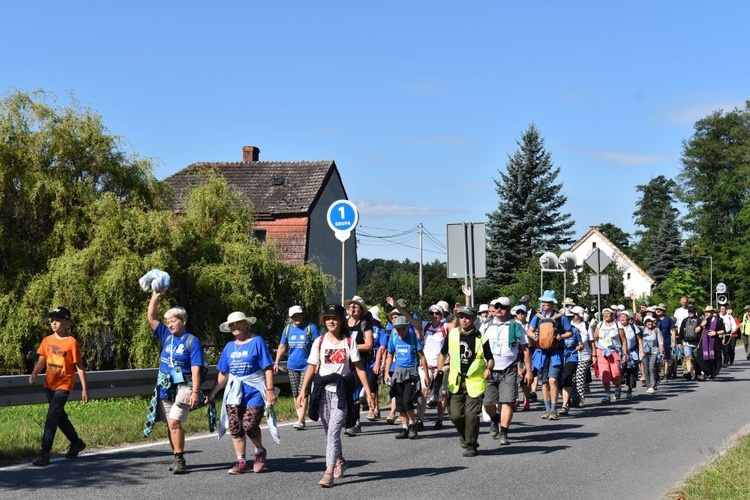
[645,208,688,288]
[653,268,706,311]
[677,102,750,297]
[631,175,679,266]
[0,90,163,294]
[486,124,575,287]
[598,222,630,250]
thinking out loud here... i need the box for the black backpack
[683,318,699,343]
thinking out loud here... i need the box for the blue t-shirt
[563,328,583,363]
[217,336,274,407]
[154,323,204,398]
[280,322,320,371]
[658,316,674,345]
[388,330,423,369]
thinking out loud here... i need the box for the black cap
[320,304,347,322]
[47,306,71,321]
[519,295,531,304]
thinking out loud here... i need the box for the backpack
[283,322,313,345]
[683,317,699,343]
[184,333,209,381]
[535,313,562,352]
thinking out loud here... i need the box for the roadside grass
[673,434,750,499]
[1,385,391,465]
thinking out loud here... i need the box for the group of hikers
[27,287,749,488]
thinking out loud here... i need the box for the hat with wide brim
[538,290,558,304]
[220,311,257,332]
[345,295,366,310]
[704,305,715,313]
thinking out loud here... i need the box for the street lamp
[698,255,713,308]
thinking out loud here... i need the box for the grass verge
[672,434,750,499]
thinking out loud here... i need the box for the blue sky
[3,2,748,263]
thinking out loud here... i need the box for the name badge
[170,366,185,384]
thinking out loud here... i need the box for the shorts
[393,377,419,412]
[683,343,696,358]
[227,404,264,439]
[157,385,192,423]
[561,361,577,388]
[538,357,562,384]
[483,366,518,404]
[663,344,672,360]
[288,369,308,399]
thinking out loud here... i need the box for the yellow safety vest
[447,327,488,398]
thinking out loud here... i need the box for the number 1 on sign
[338,206,345,218]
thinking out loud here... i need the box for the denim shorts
[683,343,696,358]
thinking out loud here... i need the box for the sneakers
[253,449,267,473]
[395,428,409,439]
[366,410,377,421]
[646,387,655,394]
[172,457,187,474]
[558,405,569,416]
[344,427,358,437]
[318,471,334,488]
[32,452,50,466]
[541,411,550,419]
[489,422,499,438]
[353,422,362,433]
[498,432,510,446]
[228,459,251,475]
[385,412,396,425]
[548,411,559,421]
[293,421,306,430]
[333,458,347,479]
[65,439,86,459]
[416,420,424,431]
[408,424,418,439]
[433,419,443,430]
[601,395,611,403]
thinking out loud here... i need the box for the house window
[592,242,597,248]
[253,229,267,243]
[627,272,631,280]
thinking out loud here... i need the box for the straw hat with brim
[345,296,366,310]
[220,311,256,332]
[744,305,750,312]
[704,305,715,313]
[437,301,450,313]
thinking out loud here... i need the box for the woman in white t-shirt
[594,308,627,403]
[297,304,375,489]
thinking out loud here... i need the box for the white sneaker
[293,421,305,430]
[646,387,655,394]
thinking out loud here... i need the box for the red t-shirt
[37,334,81,392]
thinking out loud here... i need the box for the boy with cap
[29,306,89,466]
[274,305,320,430]
[384,316,429,439]
[437,306,493,457]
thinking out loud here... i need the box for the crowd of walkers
[26,289,748,488]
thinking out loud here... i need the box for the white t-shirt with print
[307,334,361,392]
[421,321,448,368]
[596,320,623,350]
[484,318,528,370]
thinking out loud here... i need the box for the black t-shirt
[441,329,493,375]
[351,318,373,363]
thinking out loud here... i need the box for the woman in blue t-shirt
[206,311,276,475]
[147,291,205,475]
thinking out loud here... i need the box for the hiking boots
[548,410,559,421]
[416,420,424,431]
[489,422,499,437]
[498,432,510,446]
[253,449,267,473]
[395,428,409,439]
[318,471,334,488]
[433,419,443,430]
[171,457,187,474]
[408,424,418,439]
[463,446,478,457]
[32,452,50,466]
[228,459,251,475]
[333,458,347,479]
[65,439,86,459]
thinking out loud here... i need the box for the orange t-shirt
[37,334,81,392]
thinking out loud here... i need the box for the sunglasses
[430,311,442,316]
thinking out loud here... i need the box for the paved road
[3,351,750,499]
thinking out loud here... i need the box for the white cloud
[355,198,461,217]
[572,147,668,166]
[659,99,747,125]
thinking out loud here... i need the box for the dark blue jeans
[42,389,79,453]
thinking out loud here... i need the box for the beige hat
[345,295,366,310]
[220,311,257,332]
[571,306,585,316]
[437,300,450,313]
[704,305,715,313]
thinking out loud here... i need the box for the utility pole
[419,223,424,311]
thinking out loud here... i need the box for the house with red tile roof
[163,146,356,302]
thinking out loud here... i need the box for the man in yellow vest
[436,306,494,457]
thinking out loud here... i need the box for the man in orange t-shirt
[29,306,89,466]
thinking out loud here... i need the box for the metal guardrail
[0,363,290,407]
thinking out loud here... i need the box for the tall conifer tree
[486,124,574,287]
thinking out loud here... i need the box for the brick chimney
[243,146,260,162]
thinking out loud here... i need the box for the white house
[570,226,654,299]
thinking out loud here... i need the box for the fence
[0,363,290,407]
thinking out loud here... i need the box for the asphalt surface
[3,349,750,500]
